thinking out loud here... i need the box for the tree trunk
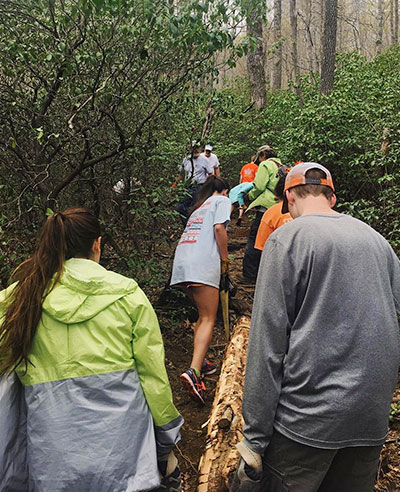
[289,0,298,80]
[352,0,363,54]
[391,0,395,45]
[320,0,338,95]
[272,0,282,90]
[201,99,215,142]
[391,0,399,44]
[197,317,251,491]
[337,0,343,53]
[301,0,319,74]
[289,0,303,103]
[246,5,266,109]
[376,0,384,55]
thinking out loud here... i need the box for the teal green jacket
[0,258,183,492]
[247,158,281,211]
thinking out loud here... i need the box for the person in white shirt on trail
[176,141,214,226]
[202,144,220,177]
[170,176,231,406]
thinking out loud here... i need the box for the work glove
[153,450,181,492]
[221,258,230,275]
[220,259,237,298]
[230,441,263,492]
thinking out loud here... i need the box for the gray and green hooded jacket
[247,158,281,211]
[0,258,183,492]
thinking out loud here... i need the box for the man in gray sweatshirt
[231,163,400,492]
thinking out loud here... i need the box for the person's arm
[127,289,183,459]
[175,158,187,183]
[248,162,268,201]
[0,372,28,489]
[241,237,294,454]
[214,223,228,261]
[213,197,231,261]
[214,155,221,177]
[388,245,400,315]
[204,157,214,178]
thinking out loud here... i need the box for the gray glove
[230,441,263,492]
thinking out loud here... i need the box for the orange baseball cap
[282,162,335,213]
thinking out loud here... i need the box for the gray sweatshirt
[243,213,400,453]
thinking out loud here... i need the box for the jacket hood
[42,258,138,324]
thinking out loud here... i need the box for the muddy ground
[157,213,400,492]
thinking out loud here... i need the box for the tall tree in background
[320,0,338,95]
[376,0,384,54]
[246,1,266,108]
[390,0,399,44]
[289,0,302,102]
[272,0,282,89]
[352,0,363,53]
[299,0,320,74]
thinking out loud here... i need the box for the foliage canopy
[0,0,399,288]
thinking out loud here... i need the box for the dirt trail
[159,213,400,492]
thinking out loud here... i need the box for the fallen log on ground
[198,316,251,492]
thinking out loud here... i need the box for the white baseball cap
[205,144,213,151]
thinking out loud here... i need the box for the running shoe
[201,359,217,376]
[180,368,206,405]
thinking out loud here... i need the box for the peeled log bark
[197,316,251,492]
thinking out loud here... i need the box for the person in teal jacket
[242,145,281,281]
[0,208,183,492]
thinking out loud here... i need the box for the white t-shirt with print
[171,195,231,288]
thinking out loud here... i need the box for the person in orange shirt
[255,168,292,251]
[239,156,258,183]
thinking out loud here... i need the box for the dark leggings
[242,211,264,280]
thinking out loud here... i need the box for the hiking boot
[201,359,217,376]
[180,368,206,405]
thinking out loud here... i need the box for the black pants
[242,211,264,280]
[261,431,382,492]
[176,185,199,227]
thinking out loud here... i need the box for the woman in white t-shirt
[170,176,231,404]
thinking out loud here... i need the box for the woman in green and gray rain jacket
[0,208,183,492]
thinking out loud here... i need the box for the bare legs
[186,285,219,372]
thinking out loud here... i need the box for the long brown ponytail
[0,208,101,376]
